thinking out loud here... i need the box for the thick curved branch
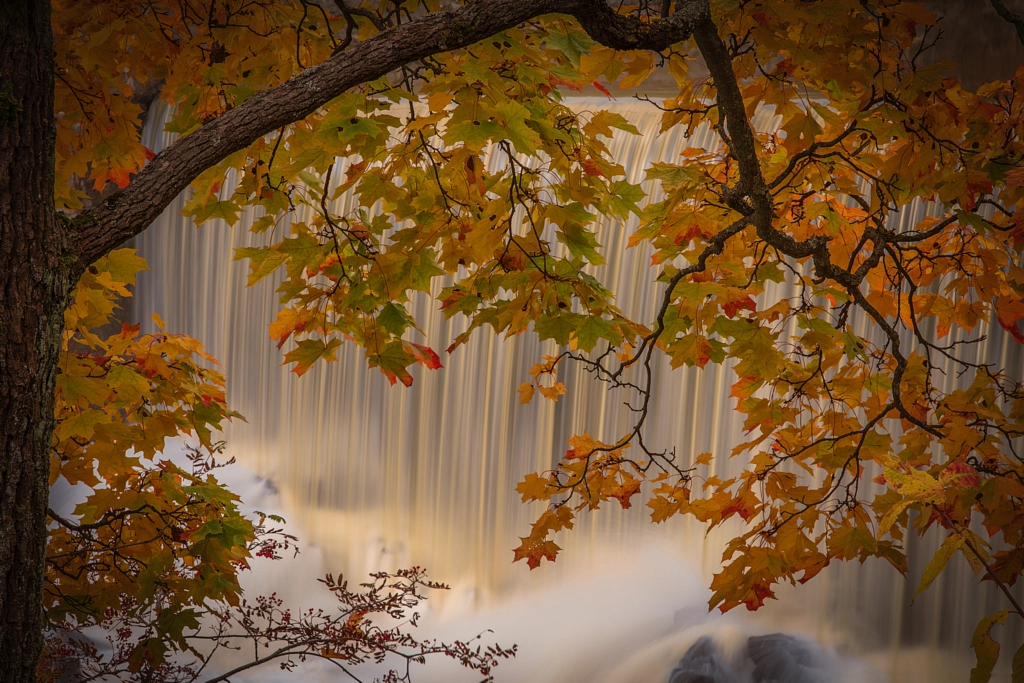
[689,8,947,441]
[990,0,1024,47]
[73,0,708,268]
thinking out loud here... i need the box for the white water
[183,447,878,683]
[132,98,1024,681]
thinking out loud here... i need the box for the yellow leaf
[268,307,311,348]
[914,533,965,601]
[516,473,554,502]
[971,611,1009,683]
[877,498,913,538]
[579,44,623,82]
[517,382,535,405]
[537,382,566,401]
[1012,641,1024,683]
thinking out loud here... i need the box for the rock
[668,636,739,683]
[746,633,826,683]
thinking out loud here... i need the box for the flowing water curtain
[133,97,1024,676]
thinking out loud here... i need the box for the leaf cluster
[51,0,1024,678]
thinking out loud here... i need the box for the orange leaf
[512,537,560,570]
[995,298,1024,343]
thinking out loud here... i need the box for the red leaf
[406,342,443,370]
[582,159,604,177]
[742,582,775,610]
[609,479,641,509]
[730,374,762,400]
[722,497,756,521]
[964,179,993,211]
[591,79,612,98]
[940,460,981,489]
[674,224,706,246]
[723,296,757,319]
[549,75,582,92]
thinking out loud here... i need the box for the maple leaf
[512,537,560,570]
[995,298,1024,344]
[285,338,342,377]
[722,295,757,319]
[608,479,641,509]
[516,473,554,503]
[32,1,1024,672]
[721,495,757,522]
[744,583,776,611]
[582,158,605,177]
[537,381,566,401]
[648,496,680,523]
[405,342,443,370]
[533,507,575,535]
[269,308,311,349]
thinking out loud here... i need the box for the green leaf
[606,180,644,218]
[157,607,201,649]
[573,315,620,353]
[234,246,288,286]
[377,302,412,336]
[283,338,342,376]
[495,101,542,155]
[444,119,504,150]
[535,313,582,346]
[278,229,324,279]
[545,30,592,67]
[367,340,415,387]
[557,223,604,265]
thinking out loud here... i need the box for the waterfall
[134,98,1023,682]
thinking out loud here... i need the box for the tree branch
[72,0,708,269]
[990,0,1024,47]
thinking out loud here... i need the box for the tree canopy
[5,0,1024,680]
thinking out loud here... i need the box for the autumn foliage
[50,0,1024,679]
[42,251,514,681]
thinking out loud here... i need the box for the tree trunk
[0,2,72,681]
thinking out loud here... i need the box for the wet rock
[747,633,826,683]
[668,636,739,683]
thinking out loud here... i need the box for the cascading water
[133,98,1023,682]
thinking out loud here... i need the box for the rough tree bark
[0,0,706,679]
[0,2,74,681]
